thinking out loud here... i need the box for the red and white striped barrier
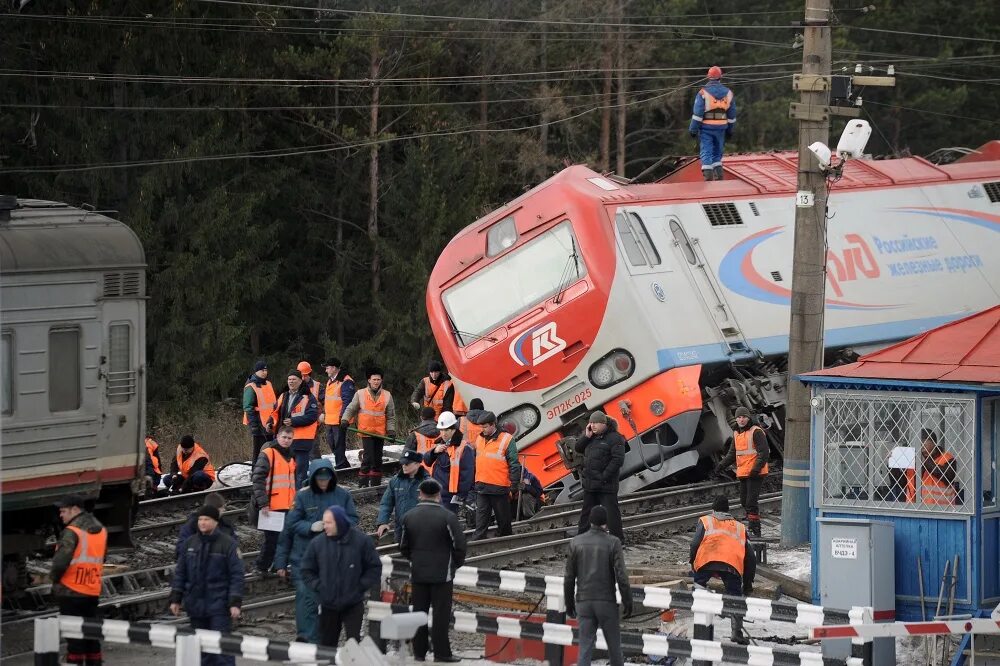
[812,617,1000,640]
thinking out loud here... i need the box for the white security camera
[809,141,832,169]
[836,119,872,160]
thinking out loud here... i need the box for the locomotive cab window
[49,327,81,412]
[2,332,12,415]
[614,212,660,267]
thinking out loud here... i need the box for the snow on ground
[765,543,813,582]
[216,446,405,486]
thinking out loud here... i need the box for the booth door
[983,398,1000,603]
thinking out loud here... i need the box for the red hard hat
[707,65,723,79]
[297,361,312,375]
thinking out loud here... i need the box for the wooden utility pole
[781,0,832,547]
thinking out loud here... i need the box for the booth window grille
[819,390,975,515]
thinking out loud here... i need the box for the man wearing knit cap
[270,369,320,489]
[170,504,245,665]
[242,359,276,465]
[689,496,757,644]
[715,407,769,537]
[574,411,627,540]
[410,360,455,419]
[565,505,631,666]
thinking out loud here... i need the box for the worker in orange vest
[406,406,440,473]
[242,360,276,464]
[422,411,476,513]
[270,369,320,489]
[690,496,757,644]
[251,425,297,573]
[471,411,521,540]
[460,397,487,446]
[906,429,960,506]
[165,436,217,494]
[51,494,107,666]
[409,360,455,420]
[715,407,769,537]
[341,367,397,487]
[144,436,162,496]
[689,65,737,181]
[298,361,321,400]
[318,358,355,469]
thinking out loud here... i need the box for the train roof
[0,198,145,273]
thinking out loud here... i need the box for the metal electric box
[817,518,896,664]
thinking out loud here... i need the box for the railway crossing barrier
[379,556,873,665]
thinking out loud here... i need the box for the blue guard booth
[800,305,1000,623]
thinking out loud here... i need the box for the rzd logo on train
[509,322,566,367]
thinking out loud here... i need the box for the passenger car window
[2,333,12,415]
[49,328,81,412]
[108,323,133,404]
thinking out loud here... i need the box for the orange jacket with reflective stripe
[176,443,217,481]
[324,374,353,422]
[452,390,468,416]
[460,417,484,447]
[448,441,472,494]
[422,377,453,419]
[262,446,297,510]
[61,525,107,596]
[243,380,276,427]
[474,431,514,487]
[358,389,390,435]
[274,392,319,439]
[414,432,437,473]
[734,426,768,478]
[693,514,746,575]
[699,88,734,125]
[145,437,161,475]
[906,452,958,505]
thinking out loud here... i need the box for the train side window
[2,332,12,415]
[108,323,134,404]
[669,219,699,266]
[49,328,81,412]
[615,212,661,267]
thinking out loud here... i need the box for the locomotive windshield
[443,221,585,344]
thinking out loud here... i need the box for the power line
[845,25,1000,45]
[865,100,994,124]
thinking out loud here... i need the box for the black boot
[702,169,714,182]
[749,519,761,538]
[713,165,724,180]
[731,615,749,645]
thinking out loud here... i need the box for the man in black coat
[399,479,467,663]
[574,411,626,540]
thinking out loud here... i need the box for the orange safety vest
[275,392,319,439]
[242,380,277,427]
[906,452,958,506]
[474,431,514,487]
[414,432,437,473]
[452,390,468,416]
[448,441,471,494]
[324,374,353,423]
[693,514,746,575]
[700,88,733,125]
[460,417,484,447]
[304,378,320,400]
[358,389,390,436]
[60,525,107,596]
[145,437,161,475]
[422,377,453,419]
[176,443,217,481]
[263,447,297,510]
[734,426,768,478]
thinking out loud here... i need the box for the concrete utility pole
[781,0,832,547]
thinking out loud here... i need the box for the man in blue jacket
[421,411,476,513]
[376,449,429,542]
[689,65,737,181]
[273,459,358,643]
[174,493,237,561]
[300,506,382,649]
[169,505,244,666]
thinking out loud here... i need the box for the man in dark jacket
[400,479,466,663]
[169,505,244,666]
[164,435,216,494]
[715,406,770,536]
[250,425,297,573]
[421,411,476,512]
[471,411,521,540]
[274,458,359,642]
[175,492,237,561]
[410,360,455,419]
[269,369,320,489]
[689,496,757,644]
[564,506,631,666]
[574,411,626,541]
[242,359,276,464]
[377,449,429,542]
[51,495,107,666]
[406,407,440,456]
[300,506,382,648]
[318,358,355,469]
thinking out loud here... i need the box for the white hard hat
[436,411,458,430]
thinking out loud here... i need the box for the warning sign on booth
[831,537,858,559]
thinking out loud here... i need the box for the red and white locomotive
[426,144,1000,502]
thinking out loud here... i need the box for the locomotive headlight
[498,404,541,438]
[486,216,518,257]
[588,349,636,389]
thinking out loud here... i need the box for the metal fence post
[34,617,61,666]
[175,633,201,666]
